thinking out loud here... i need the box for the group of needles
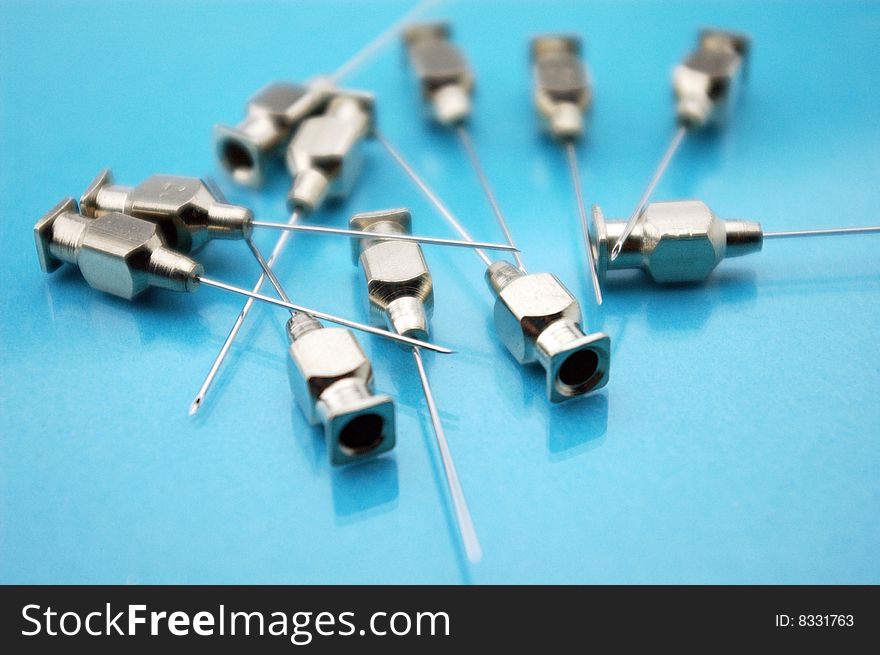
[33,3,880,564]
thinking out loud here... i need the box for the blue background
[2,0,878,584]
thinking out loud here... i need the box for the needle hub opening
[338,413,386,456]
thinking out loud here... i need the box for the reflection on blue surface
[1,0,878,583]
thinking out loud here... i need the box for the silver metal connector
[530,35,591,140]
[402,22,474,125]
[35,200,451,351]
[213,79,336,188]
[591,200,763,283]
[485,261,610,403]
[79,170,252,253]
[350,208,434,344]
[286,313,396,466]
[285,92,374,212]
[673,29,751,128]
[34,199,202,299]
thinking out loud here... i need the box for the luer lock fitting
[286,313,396,466]
[486,261,610,403]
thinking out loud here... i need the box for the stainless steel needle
[456,125,526,271]
[190,209,303,416]
[249,221,518,252]
[610,124,687,261]
[412,346,482,563]
[197,276,453,354]
[375,130,493,267]
[763,226,880,239]
[564,141,603,305]
[245,237,294,304]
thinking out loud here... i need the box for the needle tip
[609,242,622,261]
[592,275,604,306]
[188,397,203,416]
[466,542,483,564]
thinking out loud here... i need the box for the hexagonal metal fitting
[403,21,474,125]
[80,170,252,253]
[213,82,310,188]
[350,209,433,343]
[530,34,591,140]
[285,93,374,212]
[34,199,202,300]
[286,317,395,466]
[485,261,610,402]
[673,28,750,127]
[591,200,763,284]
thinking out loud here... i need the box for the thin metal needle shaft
[375,130,493,268]
[412,347,482,563]
[330,0,441,83]
[245,238,292,304]
[250,221,519,252]
[564,141,603,306]
[610,124,688,261]
[189,209,303,416]
[456,125,526,272]
[764,226,880,239]
[197,276,453,354]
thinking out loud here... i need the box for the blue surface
[1,0,879,584]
